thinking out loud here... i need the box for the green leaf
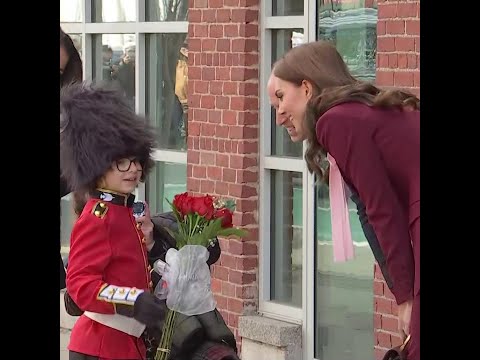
[217,227,249,238]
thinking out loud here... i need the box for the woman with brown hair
[271,40,420,360]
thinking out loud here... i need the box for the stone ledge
[238,315,301,348]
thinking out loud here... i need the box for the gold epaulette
[91,201,109,219]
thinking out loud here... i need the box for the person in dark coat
[272,40,420,360]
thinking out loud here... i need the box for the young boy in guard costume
[61,83,166,360]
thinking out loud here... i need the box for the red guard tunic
[66,190,152,359]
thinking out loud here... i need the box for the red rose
[213,208,233,228]
[191,195,215,220]
[173,192,194,217]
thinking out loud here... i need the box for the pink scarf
[327,153,355,262]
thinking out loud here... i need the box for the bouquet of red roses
[154,192,248,360]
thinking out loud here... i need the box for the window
[260,1,377,358]
[60,0,188,254]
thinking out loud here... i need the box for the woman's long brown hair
[273,40,419,183]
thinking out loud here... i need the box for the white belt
[84,311,146,338]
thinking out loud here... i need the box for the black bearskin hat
[60,82,156,191]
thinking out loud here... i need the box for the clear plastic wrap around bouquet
[153,193,248,360]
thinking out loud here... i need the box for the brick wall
[187,0,260,351]
[375,1,420,358]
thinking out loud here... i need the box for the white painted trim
[60,22,188,34]
[152,150,187,164]
[263,156,304,172]
[265,16,306,29]
[258,303,303,324]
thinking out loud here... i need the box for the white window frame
[61,0,188,243]
[259,0,321,359]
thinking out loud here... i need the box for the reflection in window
[60,194,75,260]
[270,170,302,308]
[317,0,377,82]
[146,162,187,214]
[272,0,304,16]
[271,29,304,158]
[60,0,83,22]
[146,34,188,150]
[146,0,188,21]
[92,34,136,109]
[92,0,137,22]
[314,183,374,360]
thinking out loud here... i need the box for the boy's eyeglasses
[115,158,143,172]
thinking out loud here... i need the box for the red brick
[239,23,258,38]
[229,155,257,169]
[237,112,258,125]
[188,150,200,165]
[202,39,216,52]
[215,125,230,138]
[377,37,395,52]
[394,71,414,87]
[228,312,239,328]
[216,67,230,80]
[377,21,386,36]
[187,178,200,192]
[217,38,231,52]
[231,9,258,22]
[211,278,222,293]
[208,0,223,8]
[395,37,415,52]
[223,168,236,183]
[221,281,236,297]
[207,166,222,180]
[215,96,230,110]
[190,9,201,22]
[229,270,256,285]
[374,313,382,329]
[215,181,229,195]
[375,297,393,314]
[235,199,257,212]
[236,257,257,271]
[192,165,207,178]
[391,335,403,347]
[373,280,384,296]
[229,240,257,255]
[209,24,223,38]
[376,70,394,86]
[200,180,215,193]
[234,212,256,226]
[215,294,228,309]
[381,315,398,332]
[376,331,391,348]
[208,110,222,124]
[406,20,420,35]
[237,141,258,154]
[227,297,244,313]
[224,0,239,5]
[388,54,398,68]
[217,9,232,22]
[224,24,239,37]
[378,3,397,18]
[236,284,256,299]
[223,82,238,95]
[397,3,417,17]
[237,170,258,183]
[377,53,388,68]
[229,184,257,198]
[238,82,258,96]
[386,20,405,35]
[216,153,229,167]
[398,54,408,69]
[194,0,208,7]
[413,70,420,87]
[202,9,216,22]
